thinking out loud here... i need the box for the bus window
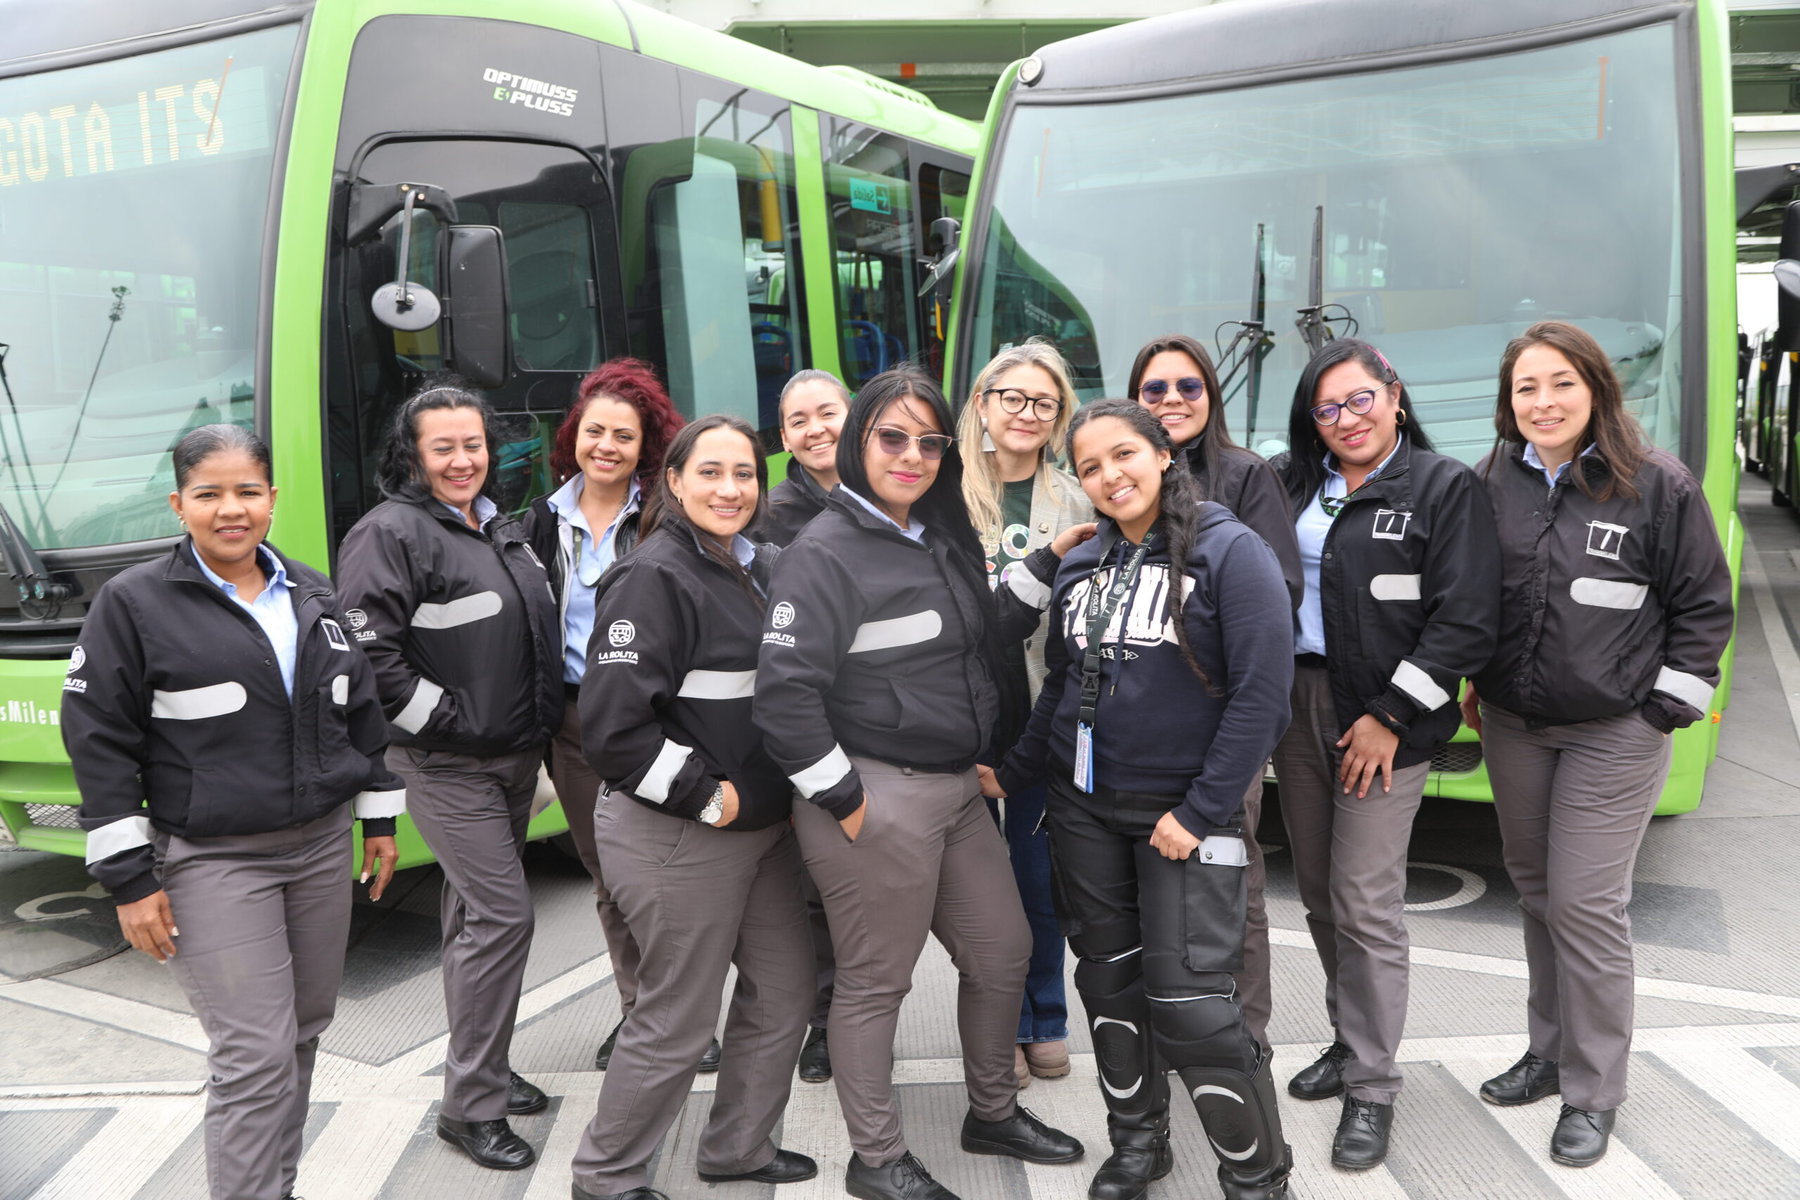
[823,120,922,389]
[917,162,970,378]
[627,86,805,432]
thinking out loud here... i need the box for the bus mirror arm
[346,181,460,246]
[917,216,962,307]
[369,186,444,334]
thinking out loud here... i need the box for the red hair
[550,358,685,487]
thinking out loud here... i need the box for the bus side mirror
[917,215,962,307]
[1777,201,1800,353]
[440,224,511,390]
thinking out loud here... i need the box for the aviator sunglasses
[1138,376,1206,403]
[873,426,955,460]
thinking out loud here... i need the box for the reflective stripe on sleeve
[1654,665,1714,712]
[1391,659,1451,712]
[1006,567,1052,609]
[635,739,693,805]
[353,789,406,820]
[789,745,853,799]
[675,669,757,700]
[149,682,247,721]
[392,678,445,734]
[85,814,151,865]
[411,591,503,630]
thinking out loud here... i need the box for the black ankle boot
[1087,1125,1172,1200]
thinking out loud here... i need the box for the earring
[1396,408,1408,427]
[980,421,996,453]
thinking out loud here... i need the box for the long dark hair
[640,414,770,604]
[1065,399,1216,690]
[1487,320,1646,502]
[173,423,271,490]
[1278,339,1434,512]
[375,378,504,505]
[1127,332,1241,493]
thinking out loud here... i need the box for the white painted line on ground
[520,1093,599,1200]
[27,1096,203,1200]
[1655,1044,1800,1161]
[1745,525,1800,741]
[1437,1056,1684,1200]
[1270,928,1800,1018]
[299,1098,429,1200]
[0,1080,202,1101]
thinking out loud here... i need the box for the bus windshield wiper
[1293,205,1358,354]
[0,498,69,620]
[1215,222,1274,440]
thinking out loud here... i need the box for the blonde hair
[958,340,1079,536]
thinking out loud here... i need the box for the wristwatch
[698,781,726,826]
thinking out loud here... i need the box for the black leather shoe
[1288,1040,1352,1100]
[436,1116,535,1170]
[1480,1052,1560,1107]
[570,1186,669,1200]
[1330,1097,1393,1170]
[798,1025,832,1083]
[1550,1104,1615,1167]
[507,1071,548,1115]
[1088,1129,1172,1200]
[698,1036,723,1073]
[845,1152,960,1200]
[594,1019,623,1070]
[698,1148,819,1184]
[961,1105,1085,1164]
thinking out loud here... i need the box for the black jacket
[1473,446,1733,730]
[579,530,790,829]
[522,489,643,607]
[755,458,831,547]
[997,505,1294,839]
[337,497,563,755]
[1301,439,1501,767]
[1181,441,1304,611]
[61,541,404,903]
[754,490,999,819]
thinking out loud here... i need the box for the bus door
[330,136,618,538]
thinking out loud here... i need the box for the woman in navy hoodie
[983,400,1295,1200]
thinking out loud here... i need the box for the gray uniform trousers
[1234,776,1273,1048]
[549,703,642,1013]
[1480,703,1672,1111]
[1272,662,1429,1102]
[799,867,837,1029]
[390,745,541,1122]
[154,804,352,1200]
[571,789,813,1194]
[791,757,1032,1167]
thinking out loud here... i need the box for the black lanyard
[1077,528,1152,730]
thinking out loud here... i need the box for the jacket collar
[163,538,332,615]
[784,456,833,509]
[826,485,929,546]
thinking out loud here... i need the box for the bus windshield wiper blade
[0,499,70,620]
[1293,206,1358,355]
[1215,222,1274,436]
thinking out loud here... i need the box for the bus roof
[1014,0,1693,99]
[1,0,976,152]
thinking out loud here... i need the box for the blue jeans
[990,782,1069,1043]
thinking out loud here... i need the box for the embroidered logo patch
[345,608,369,631]
[66,646,85,675]
[771,601,796,629]
[1371,509,1413,540]
[1586,521,1628,560]
[608,620,636,647]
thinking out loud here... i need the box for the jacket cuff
[1170,803,1216,843]
[996,756,1041,799]
[1002,546,1059,611]
[1365,687,1417,736]
[110,868,163,906]
[353,787,406,821]
[666,774,715,822]
[815,775,865,821]
[359,817,398,839]
[1641,693,1690,734]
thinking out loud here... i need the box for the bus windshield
[966,21,1684,465]
[0,25,296,551]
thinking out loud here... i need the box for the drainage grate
[1430,742,1484,774]
[23,804,82,830]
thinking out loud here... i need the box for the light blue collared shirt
[549,476,642,684]
[1522,441,1596,489]
[1294,437,1405,656]
[440,494,500,529]
[194,543,299,698]
[840,485,926,542]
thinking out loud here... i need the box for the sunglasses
[873,426,955,460]
[1138,377,1205,403]
[1310,386,1384,427]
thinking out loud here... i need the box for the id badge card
[1073,721,1095,793]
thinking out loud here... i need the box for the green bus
[948,0,1741,814]
[0,0,975,865]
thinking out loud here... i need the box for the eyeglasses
[983,388,1063,422]
[1310,386,1384,427]
[873,426,955,460]
[1138,377,1206,404]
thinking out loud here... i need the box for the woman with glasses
[982,399,1296,1200]
[956,340,1095,1091]
[1271,340,1499,1172]
[756,367,1085,1200]
[1463,322,1731,1168]
[1129,333,1300,1050]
